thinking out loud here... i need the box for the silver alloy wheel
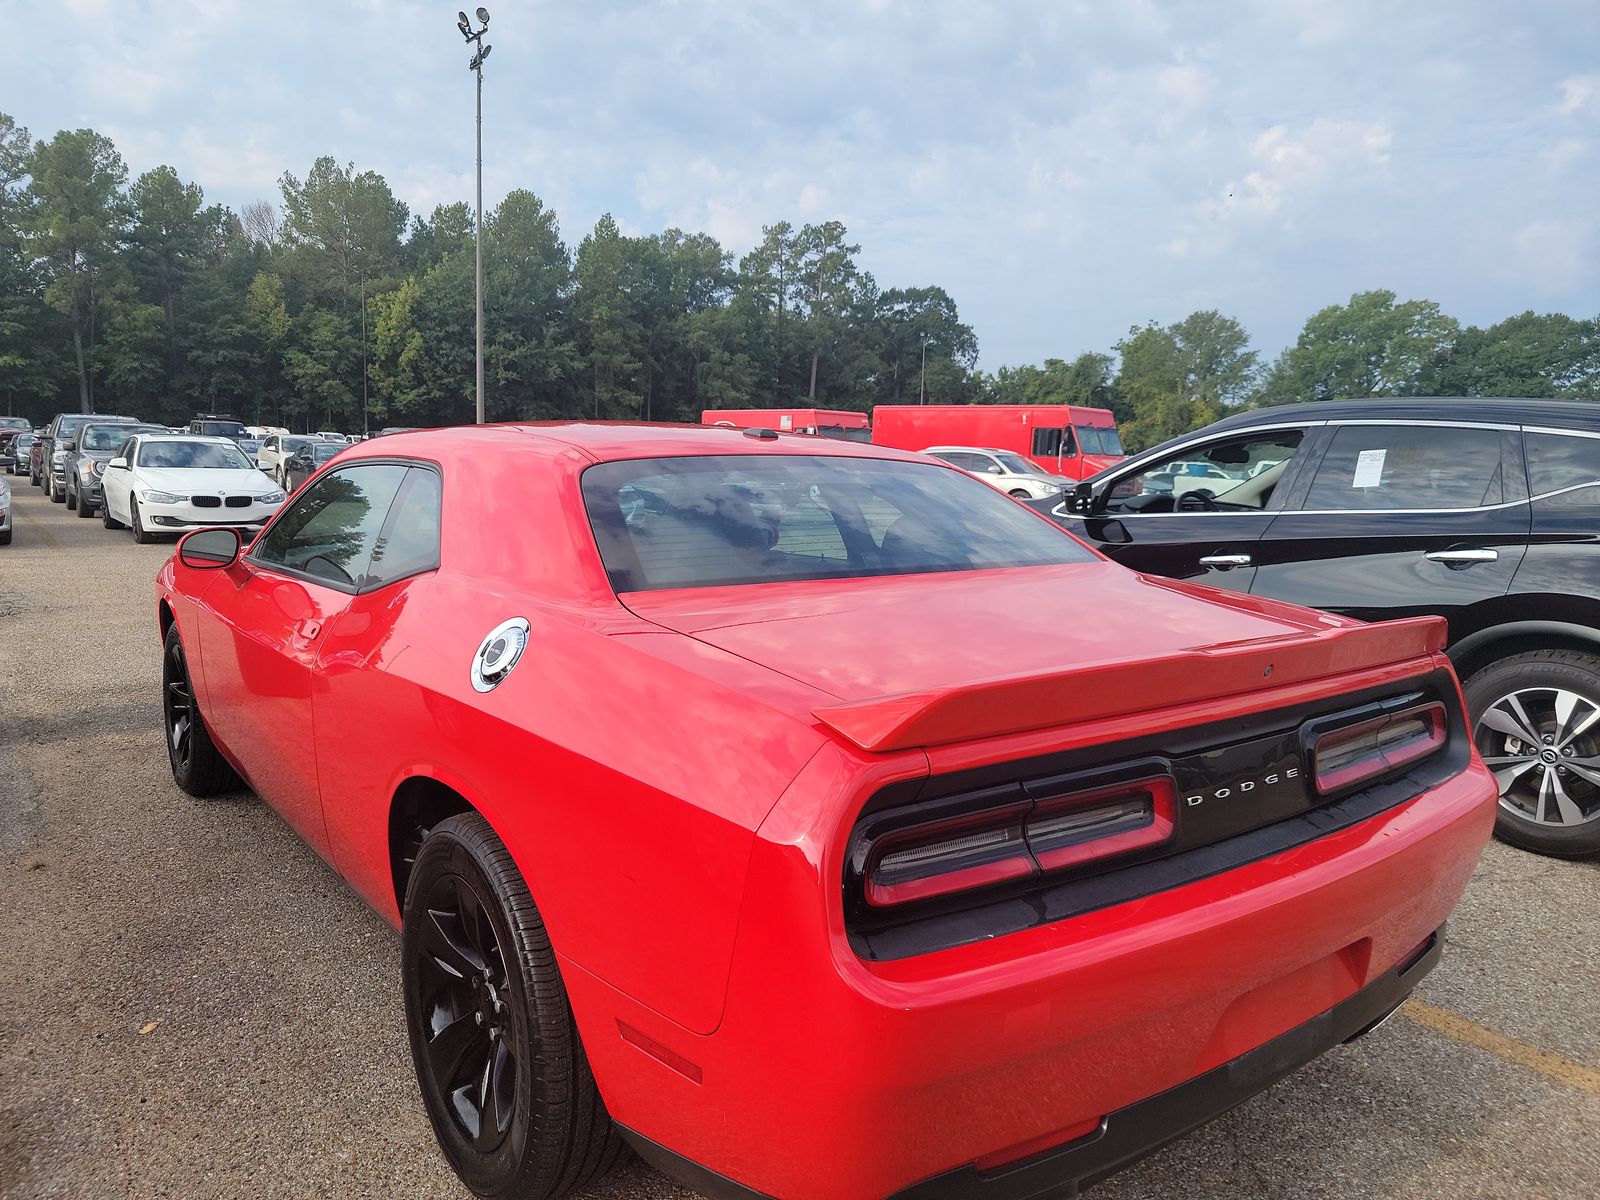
[1476,687,1600,827]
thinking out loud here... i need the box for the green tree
[574,214,645,418]
[23,128,129,412]
[485,190,579,419]
[127,165,226,391]
[1254,290,1458,405]
[1437,311,1599,399]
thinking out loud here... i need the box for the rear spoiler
[813,616,1447,753]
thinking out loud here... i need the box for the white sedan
[922,445,1070,501]
[100,434,285,544]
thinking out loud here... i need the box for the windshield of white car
[584,454,1095,592]
[137,441,253,470]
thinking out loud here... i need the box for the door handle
[1199,554,1253,570]
[1425,549,1498,566]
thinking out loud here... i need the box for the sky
[3,0,1597,370]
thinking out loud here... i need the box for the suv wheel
[1465,650,1600,858]
[66,483,79,511]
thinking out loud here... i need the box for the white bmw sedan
[101,433,285,544]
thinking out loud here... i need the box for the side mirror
[108,457,128,469]
[177,527,243,570]
[986,464,1005,475]
[1068,481,1097,515]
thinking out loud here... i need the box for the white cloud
[1544,137,1589,175]
[1556,74,1600,115]
[1212,119,1393,220]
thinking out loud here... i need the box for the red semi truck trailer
[701,409,871,442]
[871,404,1125,480]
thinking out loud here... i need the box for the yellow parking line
[1402,1000,1600,1096]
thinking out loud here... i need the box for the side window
[1108,431,1305,512]
[368,468,444,586]
[120,438,136,463]
[1032,427,1077,458]
[1525,433,1600,509]
[1304,425,1502,512]
[250,463,410,589]
[937,452,990,473]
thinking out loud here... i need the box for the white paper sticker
[1352,448,1386,489]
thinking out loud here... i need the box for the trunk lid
[622,563,1445,751]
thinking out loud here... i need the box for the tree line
[3,114,1596,450]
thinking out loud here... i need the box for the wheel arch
[157,598,176,644]
[387,774,480,916]
[1450,619,1600,683]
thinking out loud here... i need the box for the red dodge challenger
[155,423,1496,1200]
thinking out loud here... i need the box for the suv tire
[1465,649,1600,859]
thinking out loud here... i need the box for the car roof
[1203,396,1600,435]
[923,445,1013,456]
[340,421,931,466]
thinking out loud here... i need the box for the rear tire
[1465,649,1600,858]
[162,624,239,797]
[402,813,625,1199]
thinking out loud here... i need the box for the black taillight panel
[846,669,1470,961]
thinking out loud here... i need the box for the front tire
[1465,649,1600,858]
[131,498,155,544]
[402,813,624,1199]
[66,484,78,510]
[102,498,123,529]
[162,625,239,797]
[49,475,64,503]
[76,491,94,517]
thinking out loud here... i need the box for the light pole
[919,333,930,404]
[456,9,492,424]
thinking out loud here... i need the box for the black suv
[1041,397,1600,858]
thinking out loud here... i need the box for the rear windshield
[138,441,253,470]
[582,455,1094,592]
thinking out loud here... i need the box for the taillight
[862,776,1176,908]
[1310,701,1446,795]
[1027,777,1175,871]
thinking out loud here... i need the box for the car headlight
[256,491,285,505]
[52,450,67,464]
[1037,482,1063,496]
[140,489,182,504]
[80,461,98,479]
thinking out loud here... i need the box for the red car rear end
[154,425,1494,1200]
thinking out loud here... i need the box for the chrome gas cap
[471,618,530,692]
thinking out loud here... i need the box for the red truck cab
[702,408,871,442]
[873,404,1125,480]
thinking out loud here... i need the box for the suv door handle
[1425,549,1498,565]
[1198,554,1253,569]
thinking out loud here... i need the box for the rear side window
[251,463,410,589]
[1031,427,1077,458]
[367,468,443,585]
[1525,433,1600,508]
[1303,425,1503,511]
[583,455,1093,592]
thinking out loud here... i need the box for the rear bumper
[618,930,1441,1200]
[570,754,1496,1200]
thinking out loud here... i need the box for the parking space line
[1402,1000,1600,1095]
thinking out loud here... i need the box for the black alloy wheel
[403,813,624,1199]
[102,497,122,529]
[161,625,237,796]
[1467,650,1600,858]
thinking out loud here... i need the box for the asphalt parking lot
[2,479,1597,1200]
